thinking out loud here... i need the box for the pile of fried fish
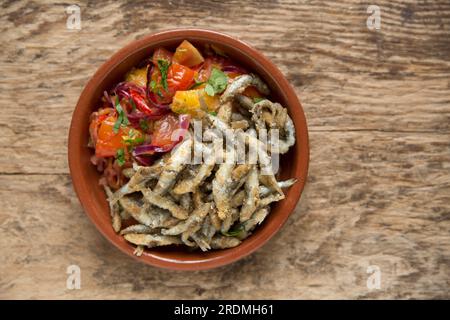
[105,74,297,256]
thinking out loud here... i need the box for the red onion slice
[179,114,190,130]
[133,143,174,156]
[134,155,153,166]
[222,65,247,74]
[103,90,113,107]
[147,91,172,110]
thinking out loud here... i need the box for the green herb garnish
[122,129,145,145]
[205,68,228,96]
[149,79,157,91]
[139,119,149,131]
[189,80,205,90]
[123,136,145,145]
[129,98,137,112]
[113,97,129,134]
[208,111,217,116]
[222,224,245,237]
[157,59,170,91]
[116,148,125,166]
[204,84,215,96]
[253,97,265,103]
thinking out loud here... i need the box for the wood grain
[0,0,449,299]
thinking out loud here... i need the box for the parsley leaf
[123,136,145,145]
[253,97,265,103]
[204,83,215,96]
[222,224,245,237]
[116,148,125,166]
[157,59,170,91]
[205,68,228,96]
[113,97,129,133]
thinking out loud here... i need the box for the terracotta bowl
[68,29,309,270]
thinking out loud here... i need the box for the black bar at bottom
[0,300,444,318]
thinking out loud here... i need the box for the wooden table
[1,0,449,299]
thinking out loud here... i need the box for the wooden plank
[1,131,448,299]
[0,0,449,299]
[1,0,449,73]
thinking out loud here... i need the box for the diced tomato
[149,68,168,104]
[242,86,263,99]
[89,114,105,144]
[89,109,113,146]
[196,57,214,82]
[151,114,180,147]
[152,47,173,65]
[173,40,204,67]
[95,116,131,157]
[195,56,245,82]
[129,89,166,117]
[150,63,195,104]
[167,63,195,91]
[226,72,242,79]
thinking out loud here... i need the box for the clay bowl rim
[68,28,309,271]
